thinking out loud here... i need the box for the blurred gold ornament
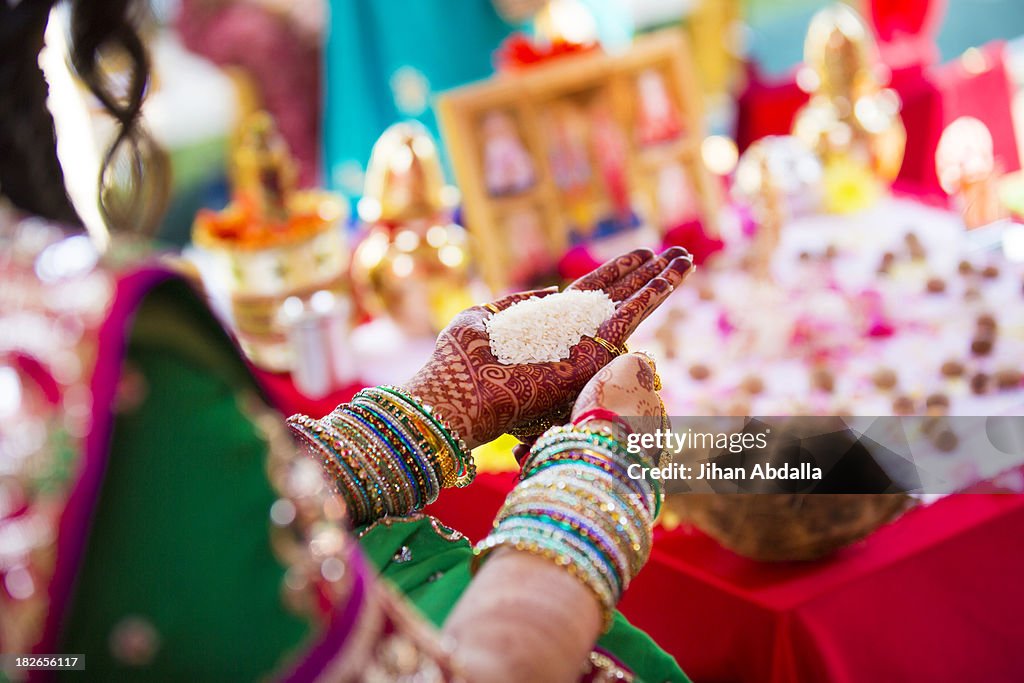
[792,4,905,190]
[744,145,783,279]
[734,136,823,276]
[192,112,348,370]
[935,117,1005,229]
[359,121,453,224]
[733,135,823,217]
[352,123,472,336]
[685,0,744,100]
[534,0,598,46]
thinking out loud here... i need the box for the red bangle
[572,408,634,434]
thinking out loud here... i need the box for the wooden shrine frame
[437,29,720,292]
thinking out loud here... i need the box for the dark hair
[0,0,168,233]
[0,0,80,224]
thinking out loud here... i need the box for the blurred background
[47,0,1024,244]
[8,3,1024,680]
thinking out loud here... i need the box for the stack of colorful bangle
[474,423,658,630]
[287,386,474,526]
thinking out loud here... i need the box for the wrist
[400,377,483,451]
[474,426,658,632]
[572,409,634,436]
[384,383,476,485]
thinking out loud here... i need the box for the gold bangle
[508,406,571,441]
[483,302,500,314]
[592,336,625,357]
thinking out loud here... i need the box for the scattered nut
[811,367,835,393]
[925,393,950,415]
[932,428,959,452]
[689,364,711,381]
[872,368,898,390]
[976,313,997,334]
[740,375,764,395]
[892,395,915,415]
[940,360,964,378]
[905,233,927,259]
[995,368,1022,391]
[970,336,994,356]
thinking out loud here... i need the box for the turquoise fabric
[323,0,518,199]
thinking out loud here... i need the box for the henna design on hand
[402,249,691,450]
[636,361,655,392]
[573,354,662,421]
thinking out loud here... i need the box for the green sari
[39,270,685,681]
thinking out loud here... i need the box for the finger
[485,285,560,312]
[654,253,694,293]
[599,277,674,344]
[595,256,693,344]
[619,276,674,332]
[605,246,689,302]
[567,248,654,292]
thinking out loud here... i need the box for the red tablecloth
[427,473,1024,683]
[250,367,364,417]
[256,374,1024,681]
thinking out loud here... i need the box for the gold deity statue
[792,4,906,191]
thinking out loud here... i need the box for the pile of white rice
[485,289,616,364]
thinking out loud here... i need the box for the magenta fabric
[734,42,1018,198]
[39,267,176,678]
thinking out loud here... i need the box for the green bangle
[378,385,476,486]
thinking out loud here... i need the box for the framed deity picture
[437,30,720,292]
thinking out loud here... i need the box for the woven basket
[663,492,911,561]
[660,416,913,561]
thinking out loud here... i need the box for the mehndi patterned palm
[401,247,693,450]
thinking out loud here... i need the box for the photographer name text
[627,461,823,481]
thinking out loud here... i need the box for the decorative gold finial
[802,4,875,100]
[734,139,786,279]
[352,123,472,335]
[360,121,450,224]
[233,112,297,225]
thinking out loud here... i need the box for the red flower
[494,33,599,71]
[661,219,724,265]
